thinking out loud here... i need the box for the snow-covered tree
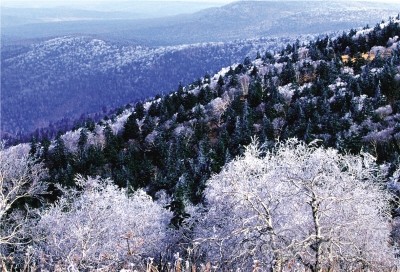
[31,175,173,270]
[210,93,232,127]
[0,143,47,253]
[193,138,397,271]
[240,74,250,96]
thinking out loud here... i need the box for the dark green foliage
[217,76,225,96]
[78,129,88,151]
[279,60,296,85]
[123,113,140,141]
[103,125,124,168]
[380,64,400,106]
[198,86,214,105]
[46,134,75,187]
[29,137,38,158]
[148,102,161,117]
[142,116,156,137]
[167,195,190,228]
[176,105,188,123]
[248,81,263,108]
[217,75,225,87]
[134,102,145,120]
[52,135,68,169]
[229,74,239,87]
[182,92,198,111]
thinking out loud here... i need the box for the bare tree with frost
[240,74,250,96]
[211,93,232,127]
[0,143,47,256]
[193,138,397,271]
[31,175,173,270]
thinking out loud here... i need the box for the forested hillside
[1,35,297,139]
[2,0,399,141]
[1,16,400,271]
[29,16,400,202]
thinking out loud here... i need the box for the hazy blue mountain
[1,1,225,20]
[2,1,399,45]
[2,35,300,137]
[1,7,139,27]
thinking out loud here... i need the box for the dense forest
[30,16,400,203]
[1,35,294,139]
[1,16,400,271]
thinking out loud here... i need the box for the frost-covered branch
[0,143,47,249]
[193,138,397,271]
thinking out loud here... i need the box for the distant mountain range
[1,1,224,26]
[2,1,399,45]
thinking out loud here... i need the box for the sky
[0,0,235,11]
[0,0,240,19]
[2,0,399,9]
[1,0,234,6]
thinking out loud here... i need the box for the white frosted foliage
[194,138,396,271]
[0,143,47,249]
[32,175,173,270]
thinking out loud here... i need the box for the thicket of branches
[193,139,397,271]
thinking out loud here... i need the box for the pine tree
[248,81,263,108]
[77,129,88,152]
[123,113,140,141]
[134,102,145,120]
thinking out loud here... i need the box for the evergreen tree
[380,64,400,106]
[77,129,88,152]
[279,60,296,85]
[123,113,140,141]
[248,81,263,108]
[134,102,145,120]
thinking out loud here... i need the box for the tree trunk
[311,194,322,272]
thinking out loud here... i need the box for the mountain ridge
[1,34,312,139]
[2,1,398,44]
